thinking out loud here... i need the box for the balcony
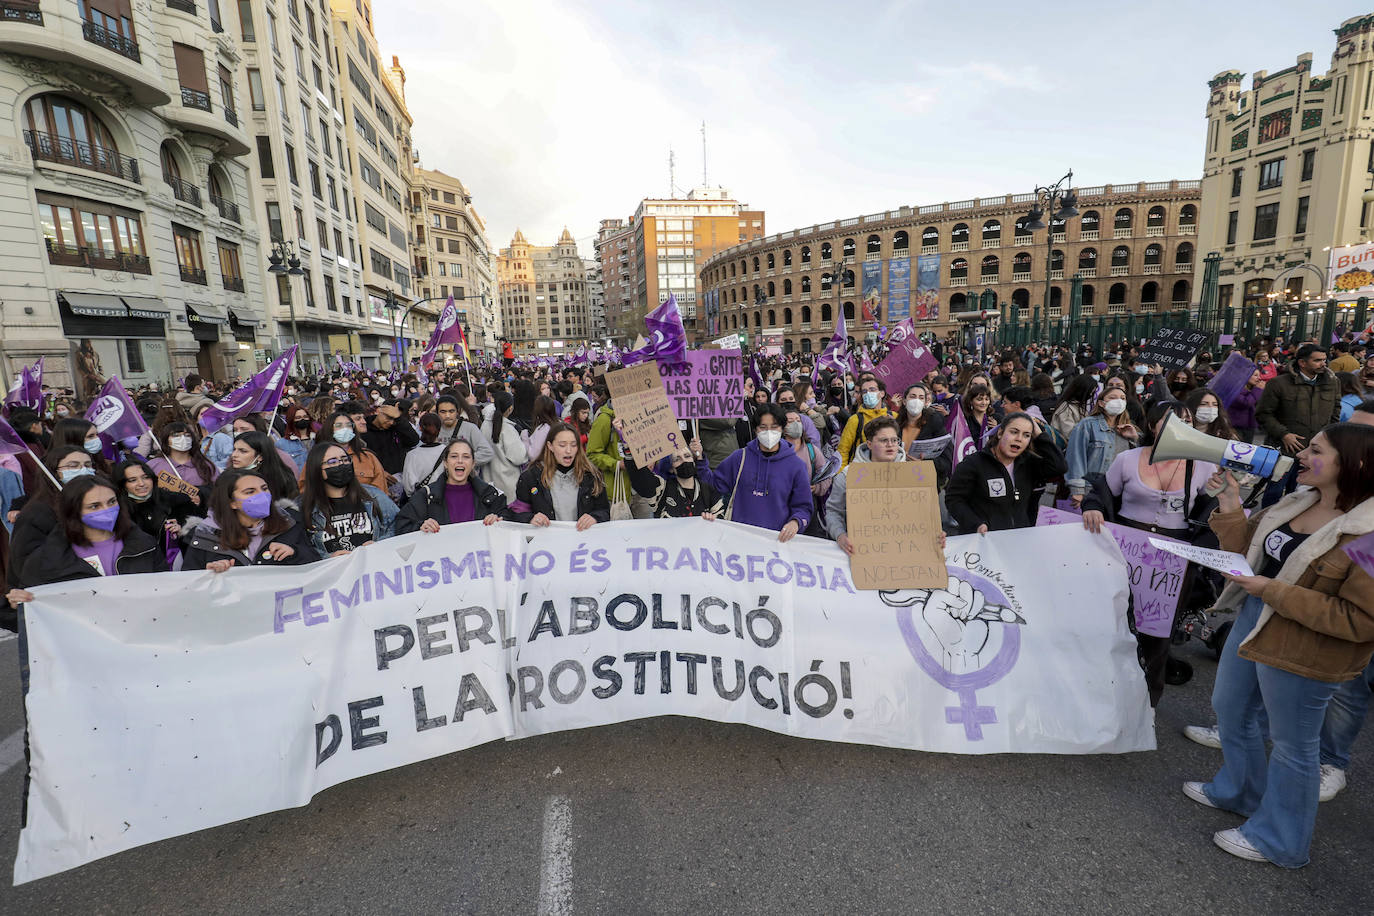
[982,239,1001,249]
[180,265,208,285]
[1175,261,1193,272]
[951,240,969,251]
[181,86,211,111]
[1170,300,1189,308]
[1113,227,1133,238]
[1179,224,1196,236]
[210,194,239,222]
[224,105,238,127]
[950,276,968,287]
[1078,268,1100,278]
[1012,271,1031,282]
[222,275,245,292]
[1049,269,1065,280]
[164,173,201,207]
[25,129,140,183]
[1145,226,1165,237]
[166,0,196,13]
[920,244,937,255]
[82,19,142,62]
[1080,229,1099,240]
[0,1,43,24]
[45,239,151,274]
[1110,265,1130,276]
[1143,264,1162,275]
[1051,232,1066,242]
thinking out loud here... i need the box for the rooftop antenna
[701,120,708,185]
[668,147,676,198]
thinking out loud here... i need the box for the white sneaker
[1319,764,1347,802]
[1184,725,1222,749]
[1183,781,1219,809]
[1213,827,1270,862]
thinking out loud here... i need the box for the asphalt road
[0,630,1367,916]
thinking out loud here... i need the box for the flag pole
[151,431,186,481]
[27,445,61,492]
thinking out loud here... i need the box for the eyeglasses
[869,437,901,447]
[323,457,350,468]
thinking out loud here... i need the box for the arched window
[1050,215,1066,237]
[800,275,811,294]
[208,168,229,202]
[950,258,968,279]
[982,219,1001,243]
[801,338,813,354]
[820,241,833,260]
[24,94,122,175]
[893,230,909,252]
[1082,285,1096,307]
[1012,251,1032,274]
[800,245,811,263]
[1079,247,1097,271]
[783,338,794,355]
[1179,204,1197,230]
[739,258,747,274]
[1146,206,1166,228]
[951,223,969,244]
[753,310,762,328]
[821,272,833,291]
[1049,286,1063,310]
[1141,281,1160,304]
[767,309,776,326]
[981,254,999,278]
[921,226,939,248]
[1050,249,1064,272]
[160,141,182,181]
[821,303,832,322]
[1175,242,1194,269]
[843,301,855,320]
[1172,279,1190,304]
[783,308,793,326]
[801,305,812,324]
[1013,217,1032,241]
[752,256,760,273]
[950,292,967,311]
[783,278,792,296]
[1144,244,1163,266]
[1111,246,1130,267]
[1012,288,1030,309]
[1109,283,1127,304]
[729,289,736,304]
[765,281,774,298]
[1114,208,1133,230]
[842,269,855,288]
[766,252,775,269]
[753,283,763,303]
[1081,210,1100,234]
[782,249,792,267]
[729,263,736,278]
[866,234,881,255]
[842,237,855,258]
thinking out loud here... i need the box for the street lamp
[1023,170,1079,326]
[267,239,305,365]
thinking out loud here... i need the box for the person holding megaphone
[1182,421,1374,868]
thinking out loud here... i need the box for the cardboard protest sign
[1206,351,1257,407]
[657,350,745,419]
[157,470,201,501]
[1039,506,1186,637]
[1137,327,1210,370]
[1343,531,1374,580]
[605,361,682,467]
[873,334,939,396]
[846,460,944,589]
[1148,538,1254,577]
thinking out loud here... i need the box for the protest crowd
[1,293,1372,871]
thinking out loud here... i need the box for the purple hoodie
[698,439,812,532]
[1226,384,1263,431]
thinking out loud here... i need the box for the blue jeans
[1205,595,1339,867]
[1319,657,1374,770]
[1260,459,1300,508]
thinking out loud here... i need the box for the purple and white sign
[873,333,939,395]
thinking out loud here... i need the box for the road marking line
[0,728,24,776]
[538,795,572,916]
[0,632,16,643]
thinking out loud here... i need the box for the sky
[383,0,1367,258]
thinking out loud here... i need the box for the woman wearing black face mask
[299,443,398,557]
[614,418,724,519]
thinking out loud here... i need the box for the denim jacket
[1065,414,1132,496]
[306,483,398,556]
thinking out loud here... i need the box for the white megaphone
[1151,413,1293,484]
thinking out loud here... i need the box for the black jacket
[363,417,420,474]
[124,489,198,542]
[180,508,321,569]
[395,476,509,534]
[510,465,610,524]
[6,500,56,592]
[19,524,167,588]
[945,430,1067,533]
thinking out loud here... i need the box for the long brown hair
[208,468,292,550]
[1323,422,1374,511]
[539,422,603,495]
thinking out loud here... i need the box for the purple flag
[1206,352,1258,408]
[0,414,29,457]
[622,295,687,366]
[422,296,462,368]
[948,399,977,470]
[85,376,149,449]
[198,346,298,431]
[3,357,44,414]
[816,307,850,375]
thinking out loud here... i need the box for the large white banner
[15,520,1152,883]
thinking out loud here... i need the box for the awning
[186,303,228,324]
[228,308,263,328]
[120,296,170,319]
[60,292,127,318]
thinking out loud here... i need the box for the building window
[323,274,337,310]
[217,239,243,290]
[1231,168,1243,197]
[327,176,338,210]
[1301,148,1316,181]
[1252,202,1279,240]
[265,201,283,241]
[1257,158,1284,191]
[23,94,135,181]
[172,223,207,284]
[173,43,211,111]
[276,273,291,305]
[237,0,255,41]
[284,142,298,184]
[37,191,148,273]
[255,135,274,177]
[308,160,322,198]
[1226,210,1238,245]
[248,69,265,110]
[1295,196,1310,235]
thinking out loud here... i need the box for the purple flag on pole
[198,346,298,431]
[85,376,149,449]
[622,295,687,366]
[1206,351,1257,408]
[421,296,462,368]
[3,357,44,414]
[0,414,29,456]
[817,308,850,374]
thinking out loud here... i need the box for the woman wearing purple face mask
[5,475,168,607]
[180,469,319,573]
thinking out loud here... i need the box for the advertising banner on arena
[914,254,941,321]
[16,521,1151,884]
[862,260,883,323]
[887,257,911,322]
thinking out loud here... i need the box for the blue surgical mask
[862,391,881,409]
[60,467,95,484]
[1133,365,1148,375]
[83,438,102,454]
[334,427,355,444]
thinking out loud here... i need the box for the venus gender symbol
[882,569,1026,741]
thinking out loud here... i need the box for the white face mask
[1196,406,1219,424]
[169,435,193,452]
[1135,382,1146,395]
[1102,398,1127,417]
[906,398,926,414]
[756,429,782,450]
